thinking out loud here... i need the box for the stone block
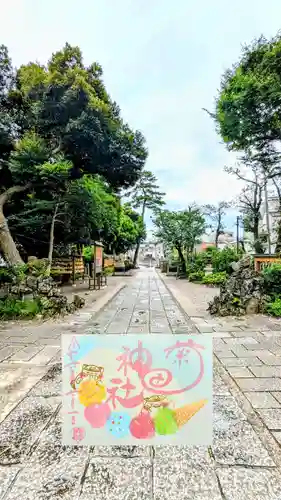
[29,364,61,397]
[273,431,281,445]
[5,458,86,500]
[220,357,262,367]
[244,392,281,409]
[227,367,254,378]
[154,445,213,467]
[92,445,150,458]
[153,460,222,500]
[249,366,281,377]
[235,377,281,392]
[271,392,281,403]
[27,346,59,365]
[217,468,281,500]
[80,457,152,500]
[0,346,20,362]
[214,349,237,358]
[258,353,281,366]
[8,346,43,363]
[0,395,59,465]
[257,409,281,430]
[232,346,272,357]
[224,337,259,346]
[212,420,275,466]
[0,466,20,499]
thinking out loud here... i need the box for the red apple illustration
[84,402,111,428]
[130,410,155,439]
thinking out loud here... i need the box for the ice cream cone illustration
[173,400,207,428]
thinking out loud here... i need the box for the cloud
[2,0,281,233]
[163,167,242,207]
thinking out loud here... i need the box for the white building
[138,240,164,265]
[243,195,281,254]
[195,231,236,252]
[258,196,280,253]
[127,230,165,265]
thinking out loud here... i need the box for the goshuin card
[62,334,213,445]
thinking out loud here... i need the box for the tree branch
[0,184,31,208]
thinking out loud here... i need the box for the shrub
[204,246,219,263]
[186,254,208,275]
[262,264,281,297]
[103,266,114,276]
[27,259,48,277]
[211,248,240,274]
[188,271,205,282]
[83,246,93,262]
[0,264,28,285]
[124,260,134,271]
[0,268,13,285]
[205,245,217,254]
[0,297,42,319]
[193,253,209,270]
[265,296,281,317]
[202,272,227,286]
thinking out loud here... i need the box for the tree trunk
[46,204,59,275]
[133,240,141,267]
[215,231,219,248]
[0,209,24,265]
[133,201,146,268]
[0,185,30,266]
[253,215,264,254]
[215,211,222,247]
[176,245,186,273]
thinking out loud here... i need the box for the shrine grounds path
[0,267,281,499]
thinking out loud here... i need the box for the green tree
[203,201,230,247]
[0,132,52,264]
[0,44,148,264]
[153,207,205,272]
[112,204,146,255]
[15,43,148,188]
[7,173,120,259]
[0,45,16,167]
[211,34,281,170]
[128,170,165,266]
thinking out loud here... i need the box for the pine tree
[129,170,165,266]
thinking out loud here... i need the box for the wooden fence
[254,254,281,272]
[51,256,84,278]
[104,257,114,268]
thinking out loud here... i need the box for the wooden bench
[88,273,107,290]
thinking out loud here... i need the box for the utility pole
[236,216,239,252]
[264,176,272,254]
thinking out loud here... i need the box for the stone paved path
[0,268,281,499]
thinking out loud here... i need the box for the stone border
[156,269,200,317]
[57,281,127,333]
[84,282,126,317]
[0,282,127,335]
